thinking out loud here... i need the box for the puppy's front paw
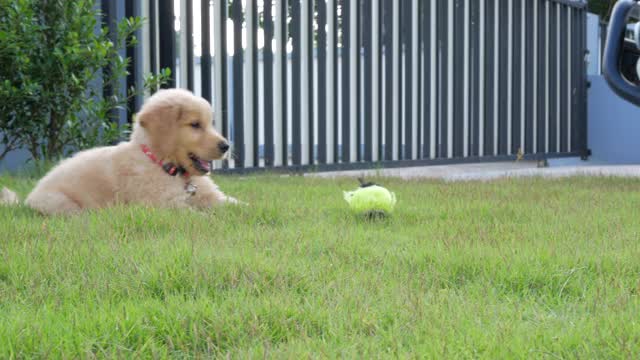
[225,196,248,206]
[1,187,19,205]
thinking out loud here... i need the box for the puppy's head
[134,89,229,175]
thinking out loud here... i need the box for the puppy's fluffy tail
[1,187,19,205]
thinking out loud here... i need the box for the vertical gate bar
[572,7,580,153]
[449,0,464,157]
[529,0,540,154]
[125,0,136,122]
[498,0,508,155]
[447,0,454,158]
[453,0,463,157]
[150,0,158,76]
[301,0,313,164]
[519,0,526,153]
[328,0,338,163]
[282,0,288,166]
[512,0,522,154]
[352,0,360,162]
[100,1,118,121]
[342,0,351,163]
[506,0,513,155]
[318,0,327,164]
[430,0,437,158]
[484,0,495,156]
[471,0,480,157]
[393,0,400,160]
[560,4,568,153]
[213,0,230,168]
[463,0,470,157]
[309,0,315,164]
[179,1,187,88]
[264,0,275,166]
[135,0,148,110]
[403,0,412,160]
[567,6,572,152]
[580,9,588,155]
[231,0,244,168]
[537,0,546,153]
[549,2,558,153]
[419,0,426,158]
[363,0,373,162]
[422,0,432,158]
[159,0,176,88]
[202,0,212,103]
[551,3,562,153]
[439,0,448,158]
[454,0,464,157]
[384,0,393,161]
[373,0,382,161]
[544,0,550,153]
[274,0,288,166]
[292,0,301,165]
[575,6,581,153]
[492,0,499,155]
[209,0,219,169]
[186,0,194,91]
[555,3,561,153]
[413,0,420,160]
[248,0,259,166]
[576,7,581,154]
[478,0,485,157]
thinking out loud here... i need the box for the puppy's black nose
[218,141,230,153]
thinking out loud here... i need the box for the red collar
[140,144,190,179]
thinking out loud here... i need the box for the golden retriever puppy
[3,89,239,215]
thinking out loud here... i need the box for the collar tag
[185,182,198,196]
[162,163,179,176]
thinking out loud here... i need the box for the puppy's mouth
[189,153,212,174]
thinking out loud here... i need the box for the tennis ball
[343,179,396,217]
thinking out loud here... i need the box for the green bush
[587,0,615,21]
[0,0,169,163]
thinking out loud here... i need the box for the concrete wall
[586,13,601,76]
[586,13,640,164]
[588,75,640,163]
[0,148,30,172]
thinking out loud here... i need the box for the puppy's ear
[137,100,183,131]
[136,98,183,158]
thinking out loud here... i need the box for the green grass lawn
[1,174,640,358]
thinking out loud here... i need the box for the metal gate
[116,0,589,173]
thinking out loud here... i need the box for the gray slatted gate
[120,0,589,173]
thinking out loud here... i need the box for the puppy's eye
[190,121,201,129]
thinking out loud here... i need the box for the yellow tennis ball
[343,184,397,216]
